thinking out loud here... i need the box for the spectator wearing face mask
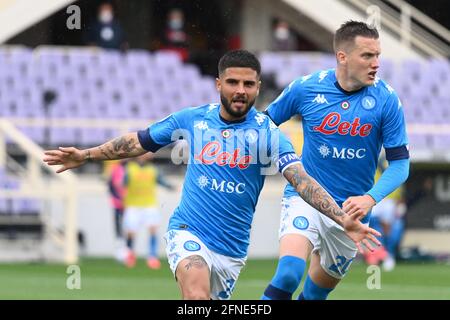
[272,20,298,52]
[84,2,128,51]
[161,8,189,61]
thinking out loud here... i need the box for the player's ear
[256,80,261,96]
[336,51,346,66]
[215,77,221,92]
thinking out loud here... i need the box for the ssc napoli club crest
[183,240,201,251]
[293,216,309,230]
[341,101,350,110]
[362,96,376,110]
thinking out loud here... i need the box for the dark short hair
[333,20,379,52]
[218,50,261,76]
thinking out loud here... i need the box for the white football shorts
[279,196,361,279]
[164,229,246,300]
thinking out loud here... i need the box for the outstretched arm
[283,163,382,253]
[43,132,147,173]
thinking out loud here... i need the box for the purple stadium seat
[408,134,428,149]
[18,126,46,144]
[12,198,41,215]
[432,134,450,150]
[0,197,9,214]
[49,127,79,146]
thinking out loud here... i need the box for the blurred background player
[122,152,174,269]
[107,160,127,262]
[368,159,407,271]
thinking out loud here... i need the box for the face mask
[274,27,289,40]
[99,10,113,24]
[169,19,183,30]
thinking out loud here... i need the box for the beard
[220,93,255,119]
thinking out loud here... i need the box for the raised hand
[43,147,87,173]
[342,210,381,254]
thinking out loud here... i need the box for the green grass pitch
[0,258,448,299]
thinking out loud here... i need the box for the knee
[182,288,210,300]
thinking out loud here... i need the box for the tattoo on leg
[184,255,208,271]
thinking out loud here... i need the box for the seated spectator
[272,20,298,51]
[83,2,128,51]
[161,8,189,61]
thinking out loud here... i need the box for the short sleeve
[138,109,190,152]
[265,78,304,126]
[381,92,408,149]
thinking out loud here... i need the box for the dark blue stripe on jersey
[385,145,409,161]
[137,129,164,152]
[263,110,280,126]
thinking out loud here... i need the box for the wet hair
[333,20,379,52]
[218,50,261,76]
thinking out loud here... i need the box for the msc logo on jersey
[317,144,366,160]
[362,96,376,110]
[312,94,329,104]
[293,216,309,230]
[332,147,367,159]
[184,240,201,251]
[318,144,331,158]
[197,175,246,194]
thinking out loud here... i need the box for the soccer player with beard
[43,50,380,300]
[261,21,410,300]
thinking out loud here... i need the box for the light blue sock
[297,275,334,300]
[149,234,158,258]
[261,256,306,300]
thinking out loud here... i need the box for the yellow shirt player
[122,153,174,269]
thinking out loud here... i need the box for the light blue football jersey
[139,104,300,258]
[266,69,408,223]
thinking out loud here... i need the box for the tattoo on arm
[184,255,208,271]
[112,137,135,153]
[94,133,144,160]
[98,145,112,160]
[283,164,344,223]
